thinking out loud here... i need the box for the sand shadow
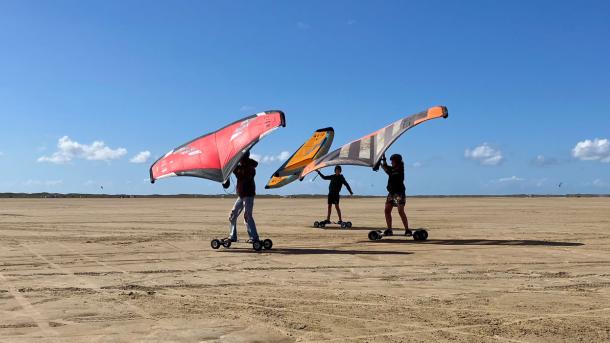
[304,226,393,231]
[313,227,376,231]
[361,239,583,247]
[218,247,412,255]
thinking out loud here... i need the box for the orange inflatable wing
[265,174,300,189]
[265,128,334,189]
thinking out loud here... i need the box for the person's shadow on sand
[218,247,412,255]
[361,239,583,247]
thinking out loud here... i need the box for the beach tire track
[0,271,57,336]
[20,243,154,321]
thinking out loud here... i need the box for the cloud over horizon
[531,155,560,167]
[38,136,127,164]
[497,176,525,182]
[465,143,504,166]
[251,151,291,164]
[23,179,63,187]
[130,151,151,164]
[572,138,610,163]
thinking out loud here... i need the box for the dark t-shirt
[383,164,406,194]
[319,172,353,196]
[233,158,258,197]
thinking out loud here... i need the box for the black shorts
[386,193,406,207]
[328,193,340,205]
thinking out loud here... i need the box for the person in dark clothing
[380,153,411,236]
[225,151,259,242]
[316,166,353,224]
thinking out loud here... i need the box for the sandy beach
[1,197,609,342]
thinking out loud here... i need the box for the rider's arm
[342,176,354,195]
[317,170,331,180]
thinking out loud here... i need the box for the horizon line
[1,192,609,199]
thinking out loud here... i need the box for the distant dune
[0,192,608,199]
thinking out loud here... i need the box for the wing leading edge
[300,106,448,178]
[150,110,286,184]
[265,127,334,189]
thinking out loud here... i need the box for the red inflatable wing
[150,110,285,184]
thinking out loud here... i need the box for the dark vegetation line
[0,193,608,199]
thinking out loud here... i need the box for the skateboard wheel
[313,221,319,228]
[368,230,380,241]
[346,222,352,228]
[413,230,422,241]
[419,229,428,241]
[211,239,221,249]
[340,222,347,229]
[263,239,273,250]
[253,241,263,251]
[222,239,232,248]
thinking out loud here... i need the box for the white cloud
[572,138,610,163]
[0,151,3,157]
[592,179,608,188]
[465,143,504,166]
[130,151,151,164]
[250,151,291,164]
[23,179,63,187]
[412,162,422,168]
[531,155,559,167]
[240,105,254,112]
[297,22,310,30]
[497,176,524,183]
[38,136,127,164]
[535,178,548,187]
[277,151,291,160]
[347,19,357,25]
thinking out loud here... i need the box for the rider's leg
[229,197,244,241]
[335,203,342,222]
[384,202,393,229]
[397,203,411,235]
[243,197,259,242]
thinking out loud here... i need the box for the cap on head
[389,154,402,162]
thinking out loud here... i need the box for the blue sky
[1,0,609,195]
